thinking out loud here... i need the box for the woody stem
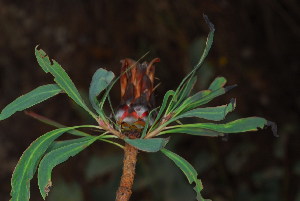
[115,142,138,201]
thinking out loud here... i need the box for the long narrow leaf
[125,138,169,152]
[150,90,175,131]
[175,98,236,121]
[141,107,159,138]
[0,84,61,121]
[177,84,236,114]
[35,47,96,118]
[176,90,211,113]
[10,125,97,201]
[46,137,92,153]
[161,148,210,201]
[159,127,224,137]
[170,15,215,113]
[168,117,277,136]
[89,68,115,114]
[38,137,98,199]
[47,136,123,155]
[171,76,197,111]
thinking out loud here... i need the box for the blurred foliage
[0,0,299,200]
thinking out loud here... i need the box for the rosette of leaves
[0,15,276,201]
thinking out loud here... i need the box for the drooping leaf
[10,125,96,201]
[125,138,169,152]
[175,98,236,121]
[166,117,277,136]
[161,148,210,201]
[35,47,95,118]
[89,68,115,114]
[208,76,227,91]
[38,137,98,199]
[0,84,61,121]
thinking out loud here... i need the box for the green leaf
[89,68,115,114]
[0,84,61,121]
[208,76,227,91]
[172,76,197,111]
[174,90,211,114]
[35,47,95,118]
[125,138,169,152]
[25,112,123,148]
[161,148,210,201]
[171,15,215,113]
[141,107,159,138]
[10,125,97,201]
[176,98,236,121]
[159,127,224,137]
[150,90,175,131]
[177,84,236,114]
[46,137,92,153]
[167,117,277,136]
[38,137,98,199]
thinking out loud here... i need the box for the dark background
[0,1,299,201]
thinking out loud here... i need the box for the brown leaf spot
[45,180,52,196]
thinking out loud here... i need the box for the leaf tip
[35,44,40,50]
[230,98,237,109]
[43,180,52,199]
[225,84,238,93]
[203,14,215,32]
[267,121,278,137]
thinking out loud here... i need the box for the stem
[116,143,138,201]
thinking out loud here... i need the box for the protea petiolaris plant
[0,16,276,201]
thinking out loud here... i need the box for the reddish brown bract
[116,58,160,131]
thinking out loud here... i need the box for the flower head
[115,58,160,132]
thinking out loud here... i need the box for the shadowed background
[0,0,299,201]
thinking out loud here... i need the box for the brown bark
[115,143,138,201]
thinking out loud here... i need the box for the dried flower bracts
[116,58,160,131]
